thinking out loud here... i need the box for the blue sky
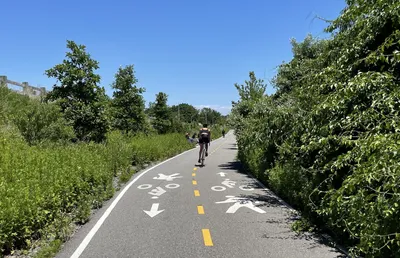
[0,0,345,115]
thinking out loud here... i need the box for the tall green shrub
[230,1,400,256]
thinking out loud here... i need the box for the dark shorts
[199,136,210,144]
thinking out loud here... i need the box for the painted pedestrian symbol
[137,183,181,199]
[153,173,182,181]
[137,174,182,218]
[216,195,266,214]
[148,187,166,199]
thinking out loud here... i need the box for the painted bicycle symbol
[211,179,255,192]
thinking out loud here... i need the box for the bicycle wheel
[201,144,205,166]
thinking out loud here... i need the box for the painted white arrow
[143,203,164,218]
[217,172,227,177]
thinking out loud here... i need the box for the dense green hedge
[230,1,400,257]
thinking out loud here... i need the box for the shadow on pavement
[261,231,347,257]
[218,161,243,171]
[218,161,261,179]
[224,143,238,150]
[225,147,238,150]
[261,228,348,258]
[217,160,349,258]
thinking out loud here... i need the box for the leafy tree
[45,40,108,142]
[231,71,266,122]
[111,65,147,134]
[198,107,222,125]
[145,101,156,117]
[152,92,171,134]
[230,72,267,137]
[271,34,329,98]
[233,71,266,103]
[170,103,199,123]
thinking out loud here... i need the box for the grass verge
[0,130,193,257]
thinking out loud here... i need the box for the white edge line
[70,135,226,258]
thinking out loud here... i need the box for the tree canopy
[111,65,147,134]
[45,40,108,142]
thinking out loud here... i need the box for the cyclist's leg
[199,142,205,160]
[205,138,209,156]
[198,144,202,161]
[198,139,204,162]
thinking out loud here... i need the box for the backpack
[199,128,210,138]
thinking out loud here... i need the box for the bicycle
[200,142,210,166]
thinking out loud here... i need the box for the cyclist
[222,128,226,138]
[198,124,211,163]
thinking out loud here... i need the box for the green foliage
[12,101,75,145]
[146,94,226,134]
[0,87,75,145]
[170,103,199,123]
[231,1,400,256]
[198,107,224,125]
[0,130,192,255]
[0,38,229,257]
[152,92,172,134]
[229,71,267,138]
[111,65,147,134]
[168,103,225,127]
[33,239,63,258]
[234,71,266,102]
[0,87,31,126]
[45,40,109,142]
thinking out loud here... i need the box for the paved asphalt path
[56,131,345,258]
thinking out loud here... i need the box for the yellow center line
[202,229,214,246]
[194,190,200,196]
[197,205,205,214]
[192,180,197,185]
[192,173,196,177]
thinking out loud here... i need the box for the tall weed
[0,130,192,255]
